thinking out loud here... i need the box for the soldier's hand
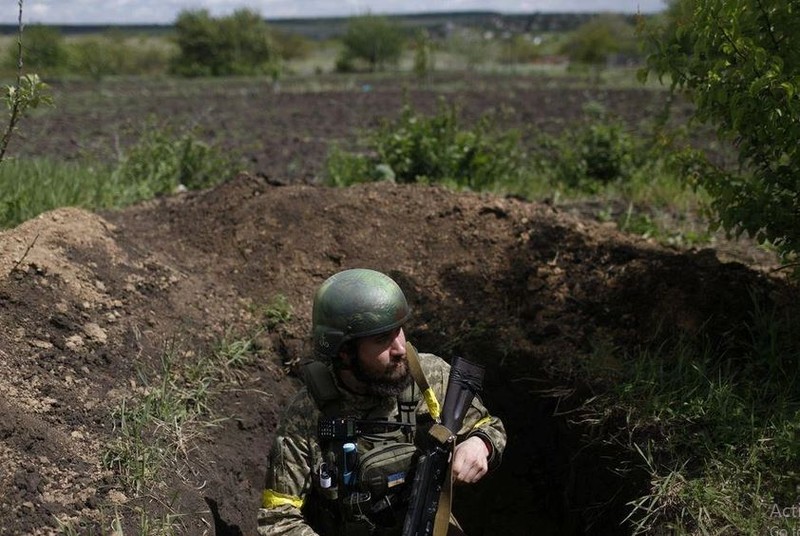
[452,436,489,484]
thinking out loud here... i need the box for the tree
[338,15,404,72]
[171,9,279,77]
[6,24,66,73]
[561,15,638,68]
[643,0,800,265]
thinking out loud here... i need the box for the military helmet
[312,268,411,360]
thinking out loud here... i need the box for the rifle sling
[433,464,454,536]
[405,342,441,421]
[406,342,455,536]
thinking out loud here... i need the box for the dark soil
[0,74,793,535]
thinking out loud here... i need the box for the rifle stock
[402,356,485,536]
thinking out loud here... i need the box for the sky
[5,0,666,25]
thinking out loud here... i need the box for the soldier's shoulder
[278,388,322,436]
[416,351,450,378]
[283,388,322,420]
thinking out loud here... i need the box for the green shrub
[112,123,240,197]
[325,147,378,187]
[537,104,639,192]
[560,14,639,67]
[272,29,313,61]
[325,101,530,192]
[497,35,541,65]
[412,30,434,80]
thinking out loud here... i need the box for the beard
[351,354,412,397]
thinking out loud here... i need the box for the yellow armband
[262,489,304,509]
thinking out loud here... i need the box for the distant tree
[338,15,404,71]
[171,9,279,77]
[6,24,67,73]
[561,15,638,68]
[643,0,800,266]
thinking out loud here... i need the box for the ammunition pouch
[357,442,417,501]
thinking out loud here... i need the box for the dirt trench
[0,175,791,535]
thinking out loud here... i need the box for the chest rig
[300,360,424,536]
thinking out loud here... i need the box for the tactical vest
[300,360,425,536]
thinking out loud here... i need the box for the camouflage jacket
[256,351,507,536]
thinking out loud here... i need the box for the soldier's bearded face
[352,327,411,396]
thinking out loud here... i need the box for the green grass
[0,122,241,229]
[92,331,260,532]
[102,294,291,500]
[582,293,800,534]
[0,158,113,226]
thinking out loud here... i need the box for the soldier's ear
[337,341,356,369]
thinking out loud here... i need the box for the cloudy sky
[7,0,666,25]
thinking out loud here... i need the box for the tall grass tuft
[0,158,112,226]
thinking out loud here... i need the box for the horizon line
[0,8,662,27]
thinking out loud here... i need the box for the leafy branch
[0,0,53,164]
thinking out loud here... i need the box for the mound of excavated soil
[0,175,793,535]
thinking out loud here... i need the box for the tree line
[8,10,643,79]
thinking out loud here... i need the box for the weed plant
[582,294,800,534]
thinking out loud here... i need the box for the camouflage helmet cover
[312,268,411,360]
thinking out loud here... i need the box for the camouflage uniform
[257,351,507,536]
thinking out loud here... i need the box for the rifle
[402,355,485,536]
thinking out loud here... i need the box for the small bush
[413,30,435,80]
[325,101,530,192]
[112,123,240,197]
[560,14,639,68]
[537,104,640,192]
[272,29,313,61]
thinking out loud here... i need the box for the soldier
[257,268,507,536]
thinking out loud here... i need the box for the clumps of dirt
[0,174,793,535]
